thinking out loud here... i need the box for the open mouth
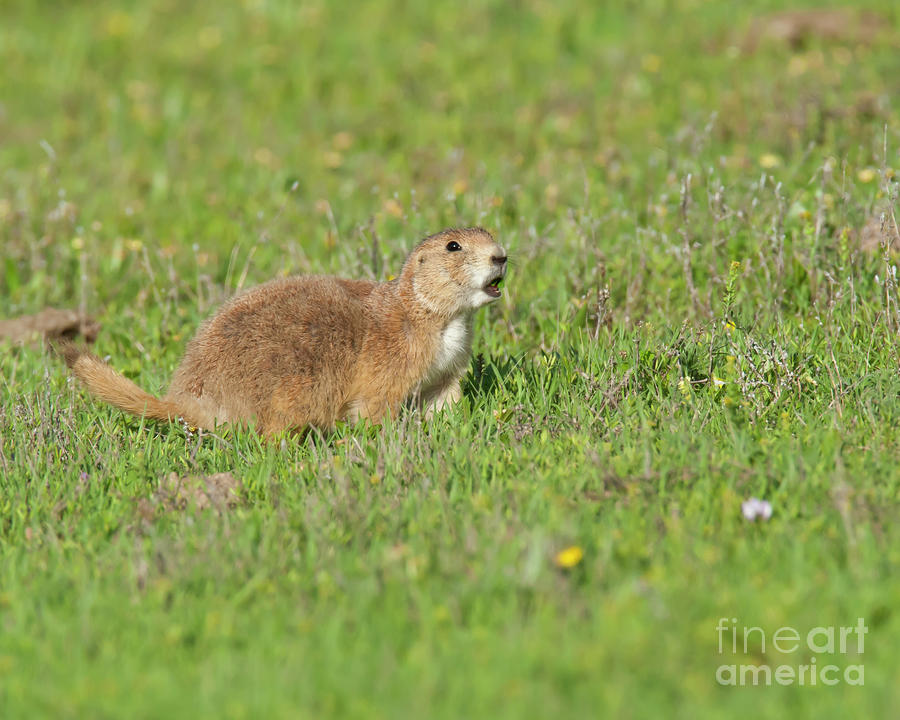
[483,276,503,298]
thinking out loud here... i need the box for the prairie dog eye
[446,241,462,252]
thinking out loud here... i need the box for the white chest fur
[426,315,472,381]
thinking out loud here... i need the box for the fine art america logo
[716,618,867,686]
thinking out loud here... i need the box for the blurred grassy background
[3,0,897,321]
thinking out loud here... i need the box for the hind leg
[260,376,344,435]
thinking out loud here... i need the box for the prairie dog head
[402,227,508,317]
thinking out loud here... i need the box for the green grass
[2,0,900,716]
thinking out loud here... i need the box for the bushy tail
[59,342,198,427]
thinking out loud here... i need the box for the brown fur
[62,227,508,435]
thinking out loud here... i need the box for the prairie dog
[63,227,508,435]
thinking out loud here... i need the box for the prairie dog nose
[491,254,508,266]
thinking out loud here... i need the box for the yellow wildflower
[322,151,343,169]
[759,153,781,169]
[555,546,584,569]
[383,199,403,218]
